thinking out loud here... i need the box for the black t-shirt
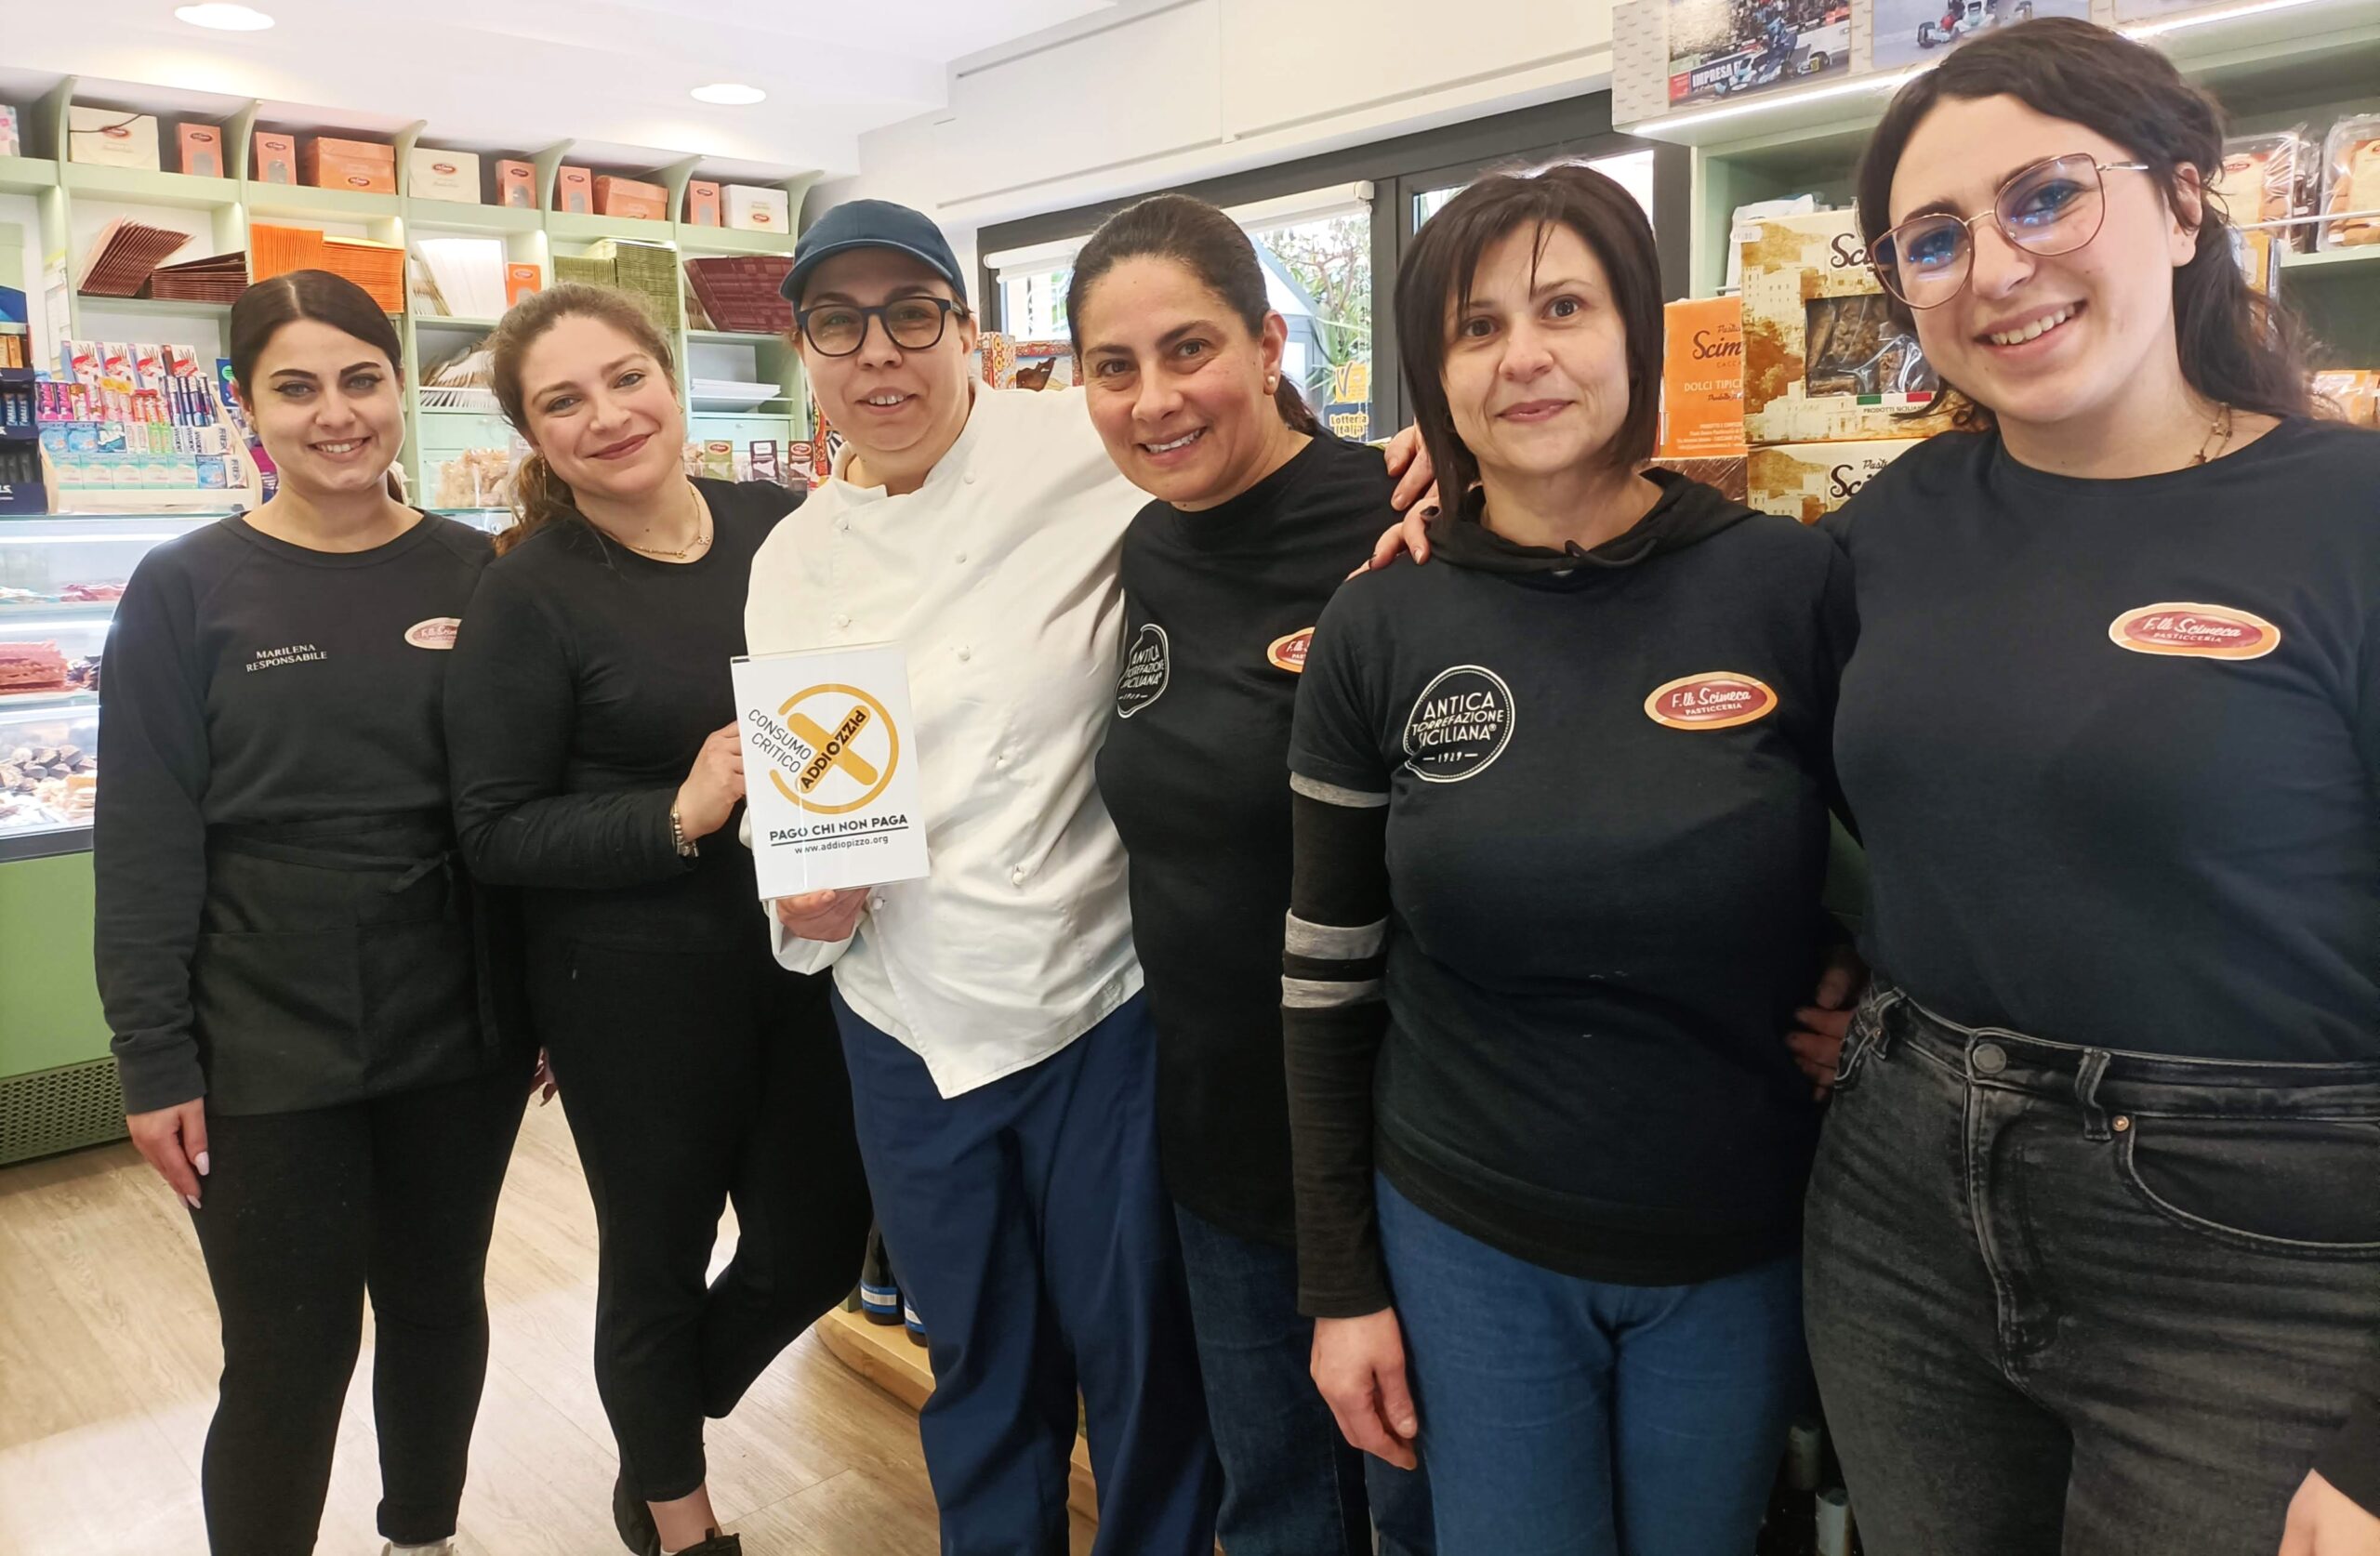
[1830,419,2380,1061]
[94,512,496,1112]
[1096,432,1395,1246]
[1285,475,1853,1313]
[446,480,801,953]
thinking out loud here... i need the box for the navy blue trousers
[833,989,1222,1556]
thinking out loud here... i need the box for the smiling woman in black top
[1805,22,2380,1555]
[443,285,869,1556]
[96,270,533,1556]
[1284,165,1851,1556]
[1072,193,1435,1556]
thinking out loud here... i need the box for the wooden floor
[0,1101,1097,1556]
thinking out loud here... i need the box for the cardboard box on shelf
[1748,441,1917,524]
[686,180,722,227]
[300,136,397,194]
[408,148,483,204]
[594,175,668,221]
[554,165,593,214]
[1659,297,1746,459]
[252,131,297,184]
[174,124,224,178]
[493,159,536,208]
[724,184,789,233]
[0,106,20,158]
[1741,210,1950,445]
[68,108,163,170]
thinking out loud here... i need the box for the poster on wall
[1871,0,2090,69]
[1667,0,1855,109]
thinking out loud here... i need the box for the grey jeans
[1805,982,2380,1555]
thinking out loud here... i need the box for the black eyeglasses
[1871,154,2153,310]
[795,297,970,357]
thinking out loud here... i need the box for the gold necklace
[2189,403,2235,467]
[624,483,711,560]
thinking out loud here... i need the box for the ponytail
[495,451,579,556]
[1275,376,1321,436]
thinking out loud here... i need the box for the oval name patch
[2108,602,2280,661]
[404,617,461,650]
[1644,671,1778,731]
[1267,626,1315,674]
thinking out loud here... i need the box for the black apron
[190,810,525,1115]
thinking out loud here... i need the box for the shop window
[1412,148,1659,231]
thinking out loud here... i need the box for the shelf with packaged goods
[403,199,543,235]
[547,211,677,246]
[0,689,97,715]
[243,181,403,223]
[60,162,243,211]
[675,226,797,257]
[2281,244,2380,271]
[1662,0,2380,298]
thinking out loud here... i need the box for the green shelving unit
[0,77,822,1162]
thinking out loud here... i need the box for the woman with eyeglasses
[445,284,872,1556]
[1804,20,2380,1555]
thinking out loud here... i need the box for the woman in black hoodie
[1282,165,1854,1556]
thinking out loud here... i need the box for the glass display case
[0,514,225,861]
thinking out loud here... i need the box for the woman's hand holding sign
[676,722,747,840]
[773,888,869,942]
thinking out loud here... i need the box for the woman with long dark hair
[96,270,533,1555]
[1068,192,1435,1556]
[443,284,872,1556]
[1806,20,2380,1553]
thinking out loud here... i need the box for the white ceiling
[0,0,1116,178]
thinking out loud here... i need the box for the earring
[1266,376,1278,390]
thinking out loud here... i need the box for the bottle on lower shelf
[1756,1418,1825,1556]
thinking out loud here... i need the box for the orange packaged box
[1659,297,1747,459]
[685,179,722,227]
[176,123,225,178]
[594,176,668,221]
[493,159,536,209]
[554,166,593,214]
[506,263,542,307]
[252,131,297,185]
[300,136,396,195]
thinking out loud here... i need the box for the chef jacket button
[837,519,850,533]
[833,613,852,629]
[869,895,886,911]
[965,472,978,484]
[995,754,1009,770]
[1010,865,1027,886]
[957,645,972,662]
[955,551,968,564]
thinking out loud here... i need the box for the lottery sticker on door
[734,643,932,898]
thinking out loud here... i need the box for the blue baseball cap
[782,199,969,307]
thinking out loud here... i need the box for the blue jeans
[1172,1204,1434,1556]
[1806,983,2380,1555]
[1377,1175,1805,1556]
[834,990,1221,1556]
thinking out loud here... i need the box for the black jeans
[540,938,872,1503]
[191,1063,528,1553]
[1805,982,2380,1555]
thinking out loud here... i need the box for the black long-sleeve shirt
[94,512,496,1113]
[1096,432,1396,1246]
[1826,417,2380,1513]
[1284,475,1852,1316]
[445,480,800,952]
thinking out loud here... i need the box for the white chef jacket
[746,385,1144,1098]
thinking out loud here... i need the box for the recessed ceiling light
[175,3,276,29]
[691,83,767,106]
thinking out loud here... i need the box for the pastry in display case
[0,512,221,860]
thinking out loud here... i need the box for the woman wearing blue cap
[754,198,1432,1556]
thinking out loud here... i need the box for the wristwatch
[669,802,699,859]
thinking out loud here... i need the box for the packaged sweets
[2319,113,2380,251]
[2312,370,2379,429]
[1739,210,1951,445]
[2213,128,2310,250]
